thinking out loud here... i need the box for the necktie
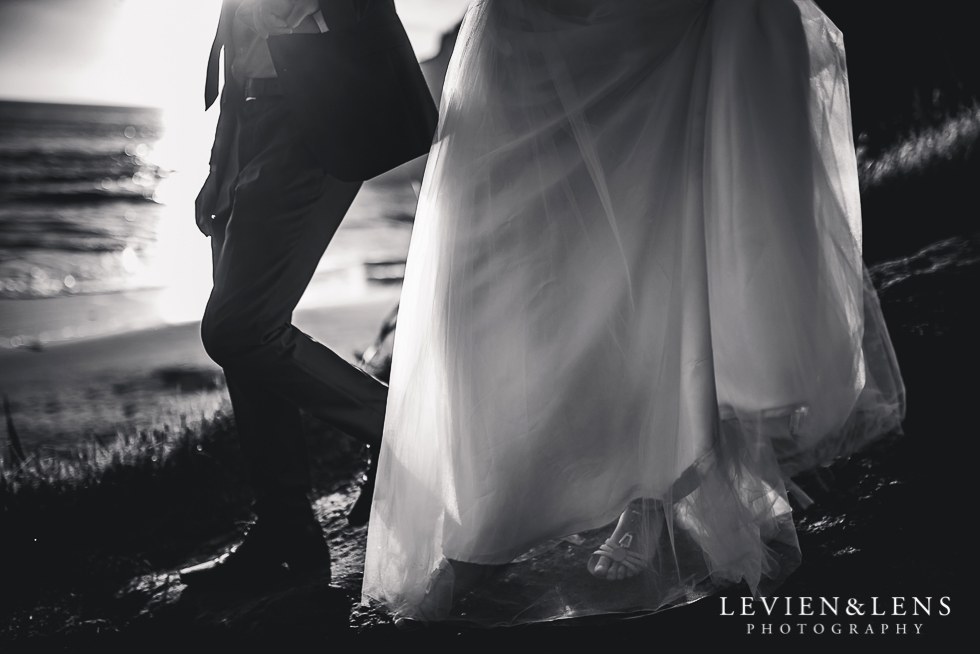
[205,1,241,110]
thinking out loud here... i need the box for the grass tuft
[858,103,980,189]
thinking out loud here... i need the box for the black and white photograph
[0,0,972,650]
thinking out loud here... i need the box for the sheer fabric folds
[362,0,904,625]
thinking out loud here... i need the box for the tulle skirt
[362,0,905,625]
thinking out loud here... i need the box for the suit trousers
[202,95,388,503]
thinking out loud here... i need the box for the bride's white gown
[362,0,904,624]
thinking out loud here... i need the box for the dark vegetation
[817,0,979,264]
[0,409,369,648]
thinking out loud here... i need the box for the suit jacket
[196,0,438,234]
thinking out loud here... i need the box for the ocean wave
[0,200,161,252]
[0,237,126,252]
[1,188,158,204]
[0,152,153,181]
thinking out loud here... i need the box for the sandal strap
[591,536,649,569]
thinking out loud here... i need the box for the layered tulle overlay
[362,0,904,624]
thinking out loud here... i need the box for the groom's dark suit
[194,0,436,551]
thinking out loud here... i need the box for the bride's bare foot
[588,500,660,581]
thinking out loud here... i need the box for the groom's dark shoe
[345,446,379,527]
[180,500,331,588]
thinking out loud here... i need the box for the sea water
[0,101,165,299]
[0,100,416,348]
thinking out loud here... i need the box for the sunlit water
[0,100,417,349]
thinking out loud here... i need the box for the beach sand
[0,286,400,450]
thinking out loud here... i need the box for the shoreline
[0,269,403,350]
[0,287,400,450]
